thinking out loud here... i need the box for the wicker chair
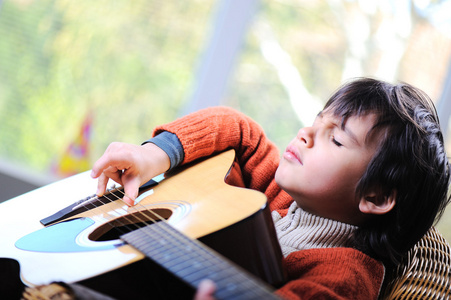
[381,226,451,299]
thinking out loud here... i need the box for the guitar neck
[121,222,279,300]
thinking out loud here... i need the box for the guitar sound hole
[89,208,172,242]
[95,221,150,241]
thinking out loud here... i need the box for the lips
[284,145,302,164]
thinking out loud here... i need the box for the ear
[359,190,396,215]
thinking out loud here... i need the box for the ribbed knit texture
[153,107,290,207]
[276,247,385,300]
[153,106,385,299]
[273,202,357,257]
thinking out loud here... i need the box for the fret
[8,150,285,295]
[121,222,279,299]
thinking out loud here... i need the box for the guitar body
[0,150,284,298]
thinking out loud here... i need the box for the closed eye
[332,137,343,147]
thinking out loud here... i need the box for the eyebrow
[318,111,361,146]
[342,124,360,146]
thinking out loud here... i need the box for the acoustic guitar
[0,150,285,299]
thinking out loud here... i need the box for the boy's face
[275,111,379,225]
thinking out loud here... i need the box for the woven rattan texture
[381,227,451,299]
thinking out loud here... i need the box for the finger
[96,173,110,197]
[91,144,132,179]
[91,156,126,179]
[91,155,110,179]
[103,166,124,184]
[122,174,142,206]
[195,279,216,300]
[95,166,124,195]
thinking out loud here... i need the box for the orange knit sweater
[153,106,384,299]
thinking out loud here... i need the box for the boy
[91,78,450,299]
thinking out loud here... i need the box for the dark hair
[323,77,451,266]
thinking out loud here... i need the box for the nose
[297,127,314,148]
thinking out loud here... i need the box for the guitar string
[76,181,212,262]
[72,179,272,295]
[107,188,275,295]
[102,185,167,229]
[80,184,240,287]
[76,183,165,237]
[106,187,214,250]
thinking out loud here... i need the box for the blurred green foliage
[0,0,450,241]
[0,0,214,173]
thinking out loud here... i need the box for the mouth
[283,145,302,165]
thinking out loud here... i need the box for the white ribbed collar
[272,202,358,257]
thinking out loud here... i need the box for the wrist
[141,142,171,174]
[143,131,184,170]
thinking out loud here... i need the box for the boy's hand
[90,142,170,206]
[194,279,216,300]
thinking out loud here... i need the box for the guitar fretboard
[121,222,279,300]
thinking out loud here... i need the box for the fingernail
[199,279,216,289]
[125,198,134,206]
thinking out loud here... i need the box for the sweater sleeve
[275,248,385,300]
[152,106,281,195]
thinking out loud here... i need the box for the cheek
[313,159,363,191]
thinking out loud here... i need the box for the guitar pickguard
[1,150,284,287]
[15,218,123,252]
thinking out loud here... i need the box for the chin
[274,168,291,195]
[275,161,295,184]
[274,166,283,185]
